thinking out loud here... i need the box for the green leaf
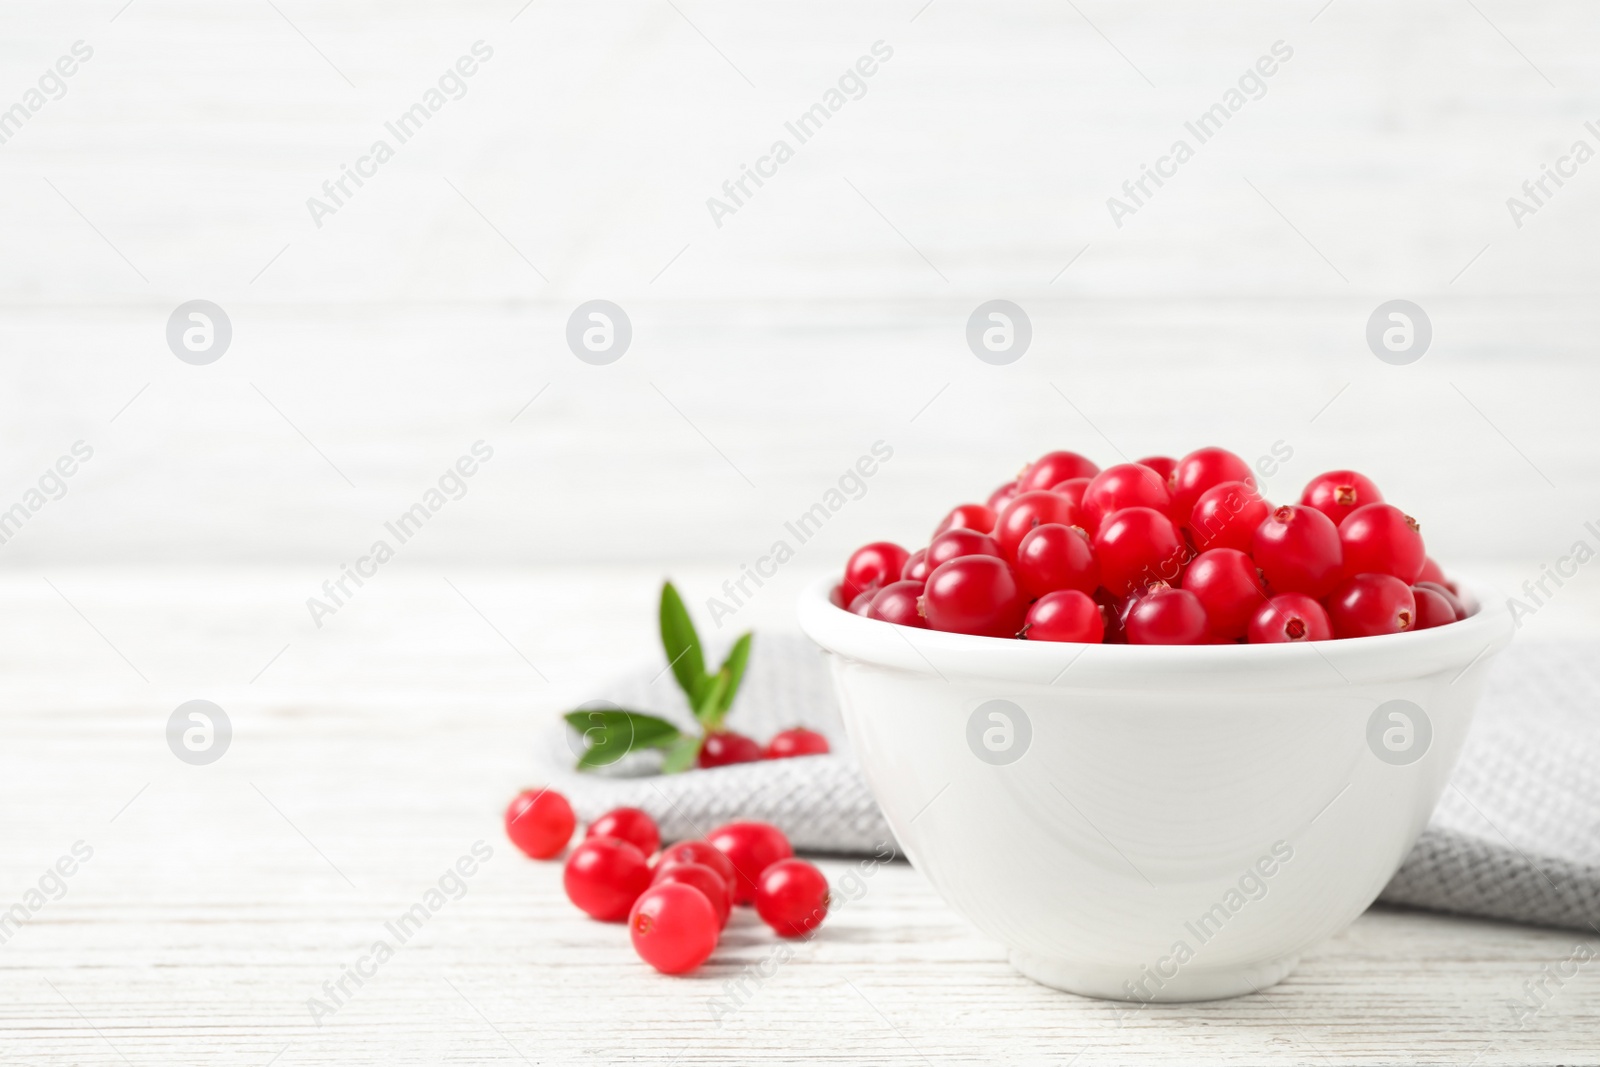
[659,582,708,707]
[694,669,732,730]
[660,732,704,774]
[564,709,681,770]
[714,632,753,717]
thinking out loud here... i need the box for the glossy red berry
[629,882,719,974]
[1252,504,1342,599]
[1093,506,1187,596]
[1136,455,1179,486]
[1247,593,1332,643]
[1417,556,1446,586]
[754,858,830,938]
[651,860,732,928]
[1415,580,1465,620]
[1325,573,1416,638]
[1094,588,1129,644]
[1339,503,1425,584]
[1014,523,1099,599]
[1171,447,1255,524]
[1021,589,1104,643]
[764,727,831,759]
[1182,548,1268,641]
[1411,586,1457,630]
[1080,464,1173,534]
[656,840,737,895]
[587,807,660,857]
[504,788,575,860]
[867,580,928,628]
[1049,477,1092,513]
[698,730,763,768]
[901,548,931,582]
[1020,450,1100,493]
[708,820,793,906]
[564,836,651,921]
[927,528,1003,569]
[934,503,997,538]
[1300,470,1383,528]
[920,555,1027,638]
[847,589,875,616]
[1188,481,1272,554]
[993,490,1079,561]
[986,480,1021,513]
[1125,585,1209,645]
[841,542,910,602]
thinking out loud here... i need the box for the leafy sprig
[564,582,754,773]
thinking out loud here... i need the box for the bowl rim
[797,574,1514,688]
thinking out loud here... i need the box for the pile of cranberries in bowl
[833,447,1471,645]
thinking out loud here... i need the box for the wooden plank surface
[0,567,1596,1066]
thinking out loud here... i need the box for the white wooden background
[4,1,1600,1063]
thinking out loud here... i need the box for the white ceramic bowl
[798,576,1512,1002]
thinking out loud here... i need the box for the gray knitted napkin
[533,634,1600,932]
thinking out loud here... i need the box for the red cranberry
[841,542,910,602]
[1094,587,1129,644]
[1093,506,1187,596]
[587,807,660,857]
[1136,455,1179,486]
[1339,503,1425,584]
[1080,463,1173,534]
[901,548,931,582]
[563,836,651,921]
[987,480,1021,512]
[1021,589,1104,643]
[698,730,762,768]
[764,727,831,759]
[1049,476,1092,513]
[920,555,1027,638]
[504,788,575,860]
[650,860,732,928]
[707,820,793,905]
[1014,522,1099,598]
[1182,548,1268,641]
[656,840,737,894]
[1325,573,1416,638]
[1171,447,1255,523]
[847,589,876,616]
[1416,580,1465,619]
[754,858,830,938]
[1188,481,1271,554]
[1124,585,1209,645]
[1417,556,1446,586]
[934,503,997,537]
[927,528,1003,569]
[1019,450,1099,492]
[629,883,719,974]
[1411,586,1457,630]
[868,580,928,627]
[994,490,1079,561]
[1252,504,1342,599]
[1300,469,1383,527]
[1247,593,1333,643]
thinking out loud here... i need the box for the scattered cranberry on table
[834,447,1472,644]
[697,730,763,768]
[509,800,828,977]
[764,727,831,759]
[504,788,576,860]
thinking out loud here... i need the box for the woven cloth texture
[533,634,1600,932]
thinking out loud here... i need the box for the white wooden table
[2,567,1596,1066]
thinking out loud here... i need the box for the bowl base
[1008,948,1301,1002]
